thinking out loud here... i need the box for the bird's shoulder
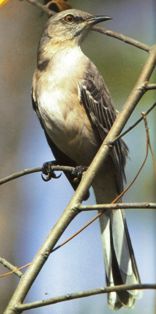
[82,60,113,102]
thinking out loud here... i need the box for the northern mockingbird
[32,9,140,309]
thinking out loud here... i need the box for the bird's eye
[64,14,75,23]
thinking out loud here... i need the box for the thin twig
[0,167,41,185]
[0,258,23,278]
[0,165,75,186]
[141,111,156,178]
[2,201,155,279]
[141,112,150,144]
[79,202,156,211]
[51,213,101,253]
[1,200,155,280]
[146,83,156,90]
[149,142,156,179]
[114,102,156,142]
[16,284,156,311]
[0,262,31,280]
[93,26,150,52]
[112,111,151,204]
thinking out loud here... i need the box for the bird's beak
[87,15,112,26]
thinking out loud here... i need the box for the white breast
[35,47,97,164]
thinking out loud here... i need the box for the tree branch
[0,165,75,186]
[0,258,23,278]
[146,83,156,90]
[79,202,156,211]
[114,101,156,142]
[93,26,150,52]
[16,283,156,311]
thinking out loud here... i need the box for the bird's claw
[41,161,61,182]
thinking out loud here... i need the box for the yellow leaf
[0,0,9,7]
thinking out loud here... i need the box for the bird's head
[43,9,111,45]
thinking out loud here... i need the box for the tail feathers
[99,209,141,310]
[92,164,140,309]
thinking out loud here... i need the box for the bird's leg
[41,160,61,181]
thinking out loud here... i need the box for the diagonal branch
[114,101,156,142]
[93,26,150,52]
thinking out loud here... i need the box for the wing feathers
[79,64,128,192]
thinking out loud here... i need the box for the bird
[32,8,141,309]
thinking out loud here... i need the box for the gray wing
[79,63,128,192]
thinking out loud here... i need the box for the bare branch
[52,202,156,252]
[79,202,156,211]
[0,167,41,185]
[114,102,156,142]
[141,111,156,178]
[0,258,23,278]
[93,26,150,52]
[16,284,156,311]
[112,111,151,204]
[0,262,31,280]
[53,166,155,250]
[0,165,75,186]
[146,83,156,90]
[1,200,155,279]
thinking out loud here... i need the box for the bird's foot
[41,161,61,182]
[71,165,87,182]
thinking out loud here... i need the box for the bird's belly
[38,90,98,165]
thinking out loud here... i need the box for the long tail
[93,170,141,310]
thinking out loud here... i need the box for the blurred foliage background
[0,0,156,313]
